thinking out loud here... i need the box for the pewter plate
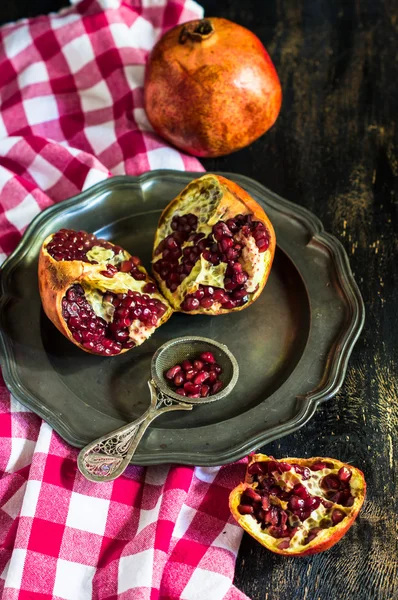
[0,171,364,465]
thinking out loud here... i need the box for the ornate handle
[77,380,192,482]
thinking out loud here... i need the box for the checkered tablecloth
[0,1,249,598]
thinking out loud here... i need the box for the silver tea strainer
[77,336,239,482]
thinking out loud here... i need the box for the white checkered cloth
[0,1,250,598]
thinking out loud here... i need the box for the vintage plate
[0,171,364,465]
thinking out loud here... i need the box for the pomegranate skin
[229,454,366,557]
[144,18,282,157]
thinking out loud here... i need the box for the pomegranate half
[152,174,276,314]
[229,454,366,556]
[144,18,282,157]
[39,229,172,356]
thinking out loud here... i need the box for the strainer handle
[77,380,192,482]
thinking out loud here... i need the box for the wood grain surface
[1,1,397,599]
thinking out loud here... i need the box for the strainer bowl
[151,336,239,404]
[78,337,239,482]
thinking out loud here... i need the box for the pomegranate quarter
[229,454,366,556]
[152,174,276,314]
[38,229,172,356]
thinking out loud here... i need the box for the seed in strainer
[165,352,223,398]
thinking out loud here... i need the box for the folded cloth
[0,1,250,598]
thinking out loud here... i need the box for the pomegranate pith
[229,454,366,556]
[39,228,172,356]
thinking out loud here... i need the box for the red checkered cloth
[0,1,250,598]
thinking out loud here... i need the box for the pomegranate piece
[39,229,173,356]
[152,175,276,316]
[229,454,366,556]
[144,18,281,157]
[164,352,224,398]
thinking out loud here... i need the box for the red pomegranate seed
[243,487,262,502]
[174,372,185,387]
[288,496,305,511]
[238,504,254,515]
[176,388,186,396]
[200,351,216,364]
[207,371,218,383]
[211,381,223,394]
[193,371,209,385]
[143,282,157,294]
[182,297,200,311]
[180,360,191,371]
[331,509,345,525]
[278,540,290,550]
[200,297,214,309]
[200,385,210,397]
[292,484,309,499]
[322,475,341,490]
[310,462,327,471]
[194,288,205,300]
[338,466,352,482]
[185,369,196,381]
[184,382,201,395]
[193,360,204,370]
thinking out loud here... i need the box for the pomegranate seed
[338,466,352,482]
[185,369,196,381]
[193,371,210,385]
[176,388,186,396]
[278,540,290,550]
[165,365,182,380]
[200,351,216,364]
[194,288,205,300]
[200,384,210,397]
[310,462,327,471]
[208,371,218,383]
[119,260,133,272]
[222,300,237,309]
[288,496,305,511]
[331,510,345,525]
[243,487,262,502]
[211,381,223,394]
[184,382,201,395]
[303,496,320,510]
[193,360,204,370]
[292,484,309,499]
[182,360,192,371]
[200,297,213,309]
[143,282,157,294]
[182,297,200,311]
[174,372,185,387]
[322,475,340,490]
[238,504,254,515]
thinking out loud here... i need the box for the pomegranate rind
[229,454,366,556]
[144,17,282,157]
[38,234,173,355]
[152,174,276,315]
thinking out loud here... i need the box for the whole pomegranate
[152,174,276,314]
[38,229,172,356]
[229,454,366,556]
[144,18,282,157]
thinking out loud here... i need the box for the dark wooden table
[1,1,397,598]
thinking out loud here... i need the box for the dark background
[1,1,397,598]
